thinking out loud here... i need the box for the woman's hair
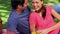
[35,0,46,18]
[11,0,25,9]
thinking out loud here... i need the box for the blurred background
[0,0,60,29]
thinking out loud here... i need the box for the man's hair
[11,0,25,9]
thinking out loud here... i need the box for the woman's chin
[34,9,39,11]
[34,8,40,11]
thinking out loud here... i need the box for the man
[7,0,31,34]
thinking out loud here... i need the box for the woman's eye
[32,2,34,4]
[32,1,39,4]
[36,2,39,4]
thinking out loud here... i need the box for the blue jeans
[58,32,60,34]
[52,4,60,14]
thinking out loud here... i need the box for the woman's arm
[51,9,60,20]
[49,8,60,31]
[30,24,35,32]
[47,21,60,32]
[47,9,60,32]
[37,21,60,34]
[29,13,37,34]
[30,24,36,34]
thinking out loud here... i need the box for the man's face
[23,0,28,10]
[17,0,28,11]
[17,5,23,11]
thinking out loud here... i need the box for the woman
[40,4,60,34]
[29,0,60,34]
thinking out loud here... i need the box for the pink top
[29,6,59,34]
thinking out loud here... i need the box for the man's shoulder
[24,6,31,13]
[9,10,18,19]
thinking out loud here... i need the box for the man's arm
[7,16,18,34]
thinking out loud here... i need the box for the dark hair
[11,0,25,9]
[35,6,46,18]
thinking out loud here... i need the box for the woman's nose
[34,3,37,7]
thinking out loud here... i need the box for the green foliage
[0,0,11,28]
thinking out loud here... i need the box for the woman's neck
[39,12,42,17]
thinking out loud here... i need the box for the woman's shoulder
[30,11,37,15]
[45,6,52,9]
[45,6,52,11]
[30,11,38,17]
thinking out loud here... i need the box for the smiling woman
[0,18,2,34]
[29,0,60,34]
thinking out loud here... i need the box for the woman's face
[32,0,43,11]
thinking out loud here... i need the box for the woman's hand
[31,32,36,34]
[37,29,50,34]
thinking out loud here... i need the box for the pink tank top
[29,6,59,34]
